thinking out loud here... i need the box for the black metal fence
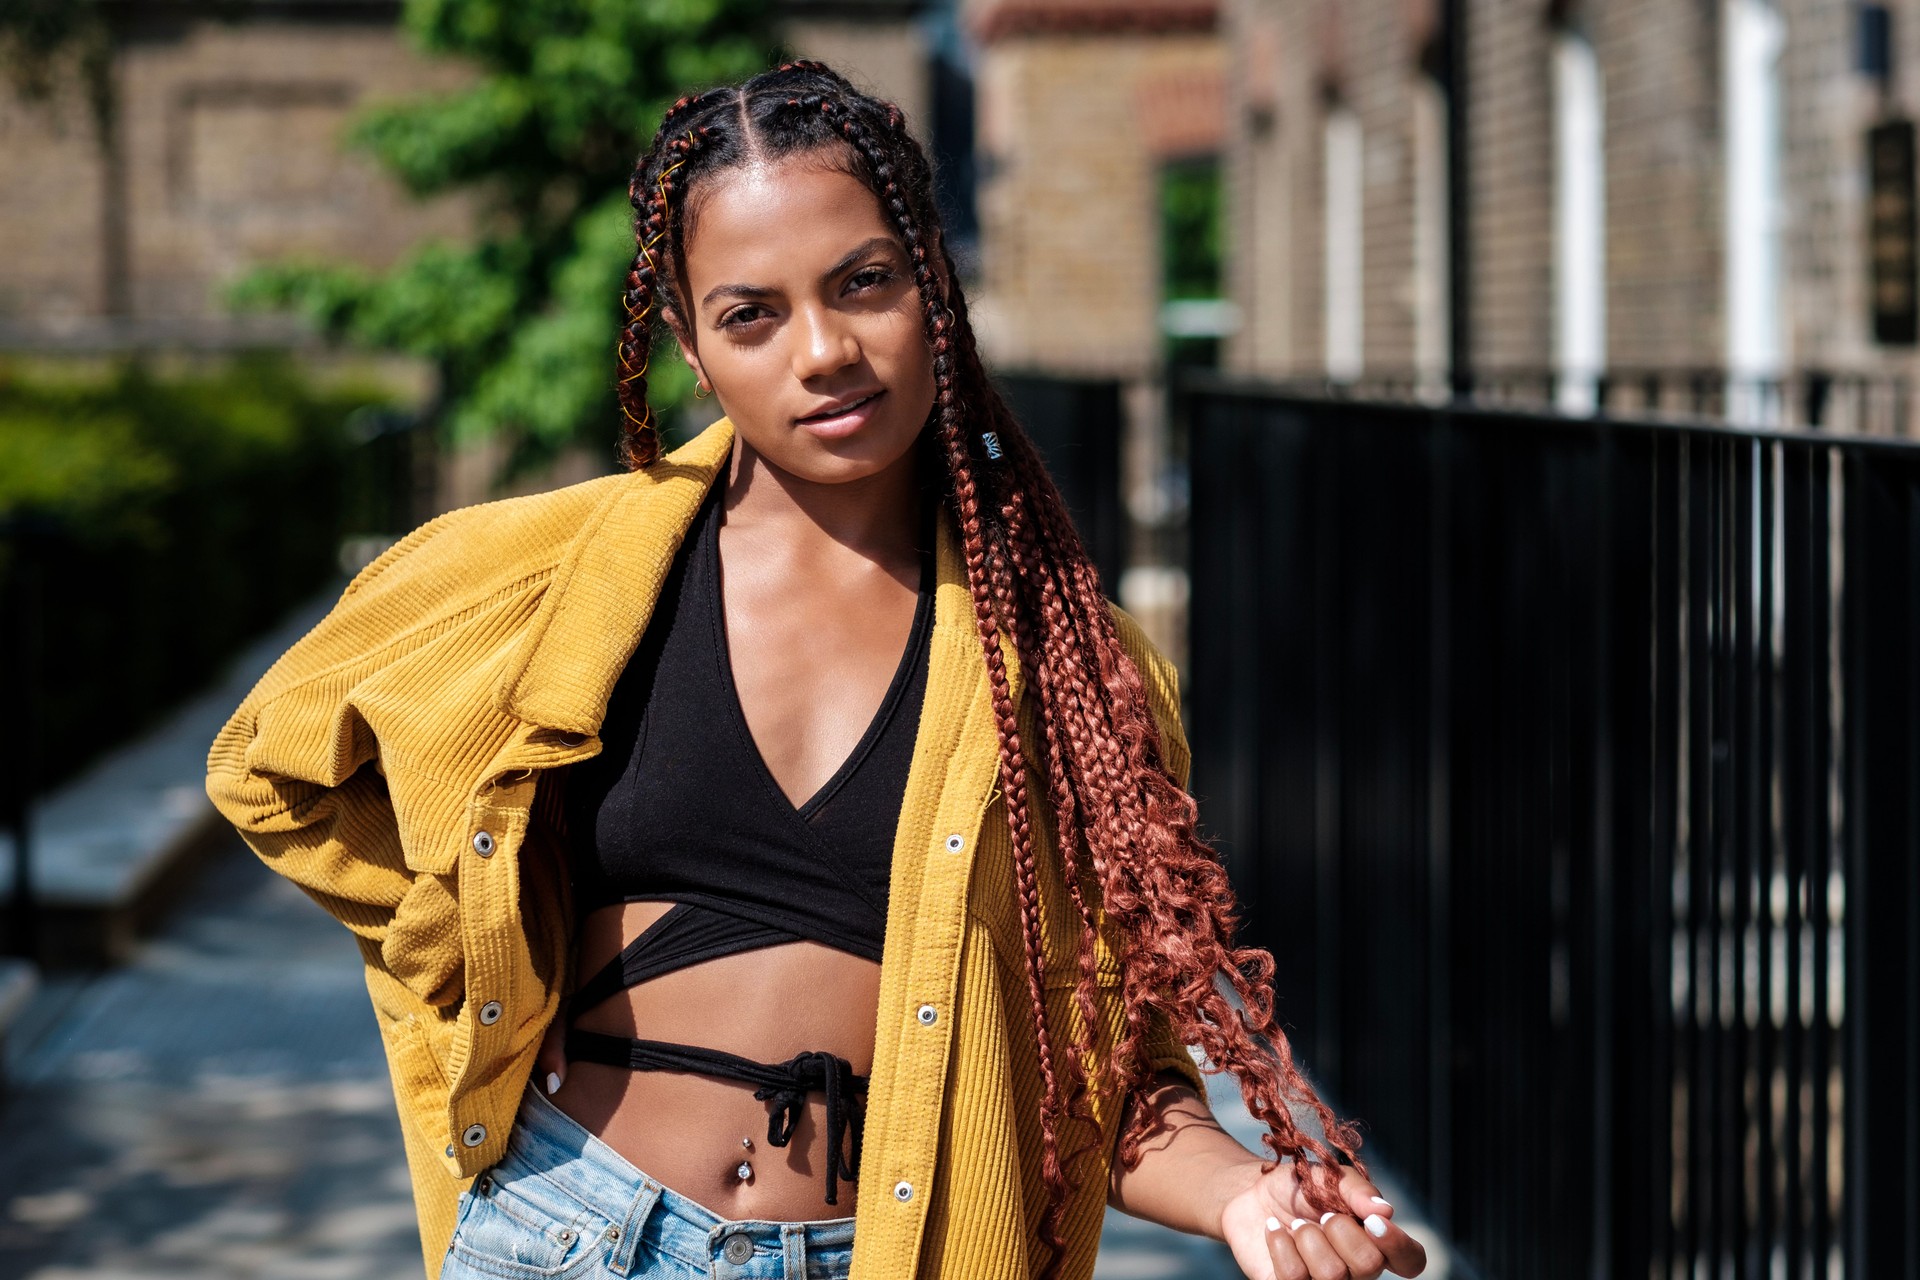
[1183,379,1919,1280]
[995,371,1127,591]
[1277,367,1916,437]
[1,410,433,958]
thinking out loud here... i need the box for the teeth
[806,393,873,421]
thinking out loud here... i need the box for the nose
[790,303,860,382]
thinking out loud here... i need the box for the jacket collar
[490,416,1021,735]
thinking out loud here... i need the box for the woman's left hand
[1216,1159,1428,1280]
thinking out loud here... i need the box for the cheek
[874,306,934,383]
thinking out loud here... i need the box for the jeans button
[722,1232,754,1264]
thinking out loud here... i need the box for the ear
[661,303,708,391]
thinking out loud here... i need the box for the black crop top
[557,468,936,1203]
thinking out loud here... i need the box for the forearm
[1106,1070,1267,1239]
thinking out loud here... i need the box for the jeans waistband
[496,1081,856,1277]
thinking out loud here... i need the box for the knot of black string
[566,1031,868,1204]
[751,1049,865,1205]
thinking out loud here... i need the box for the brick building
[1223,0,1920,433]
[964,0,1224,377]
[0,0,939,353]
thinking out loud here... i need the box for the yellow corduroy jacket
[204,417,1205,1280]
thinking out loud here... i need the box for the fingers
[1230,1165,1426,1280]
[1328,1169,1425,1277]
[1257,1215,1311,1280]
[1254,1212,1425,1280]
[1340,1170,1396,1223]
[1282,1213,1382,1280]
[535,1019,567,1098]
[1371,1218,1428,1277]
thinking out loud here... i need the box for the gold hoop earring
[694,382,711,399]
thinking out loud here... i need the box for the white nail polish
[545,1072,561,1096]
[1265,1216,1282,1233]
[1370,1195,1393,1210]
[1290,1218,1309,1231]
[1365,1214,1388,1238]
[1320,1211,1336,1226]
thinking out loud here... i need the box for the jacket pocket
[382,872,465,1007]
[380,1010,454,1155]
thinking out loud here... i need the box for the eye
[848,265,897,293]
[718,304,769,330]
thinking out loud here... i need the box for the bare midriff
[549,900,882,1221]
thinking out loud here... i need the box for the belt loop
[781,1222,807,1278]
[606,1177,661,1277]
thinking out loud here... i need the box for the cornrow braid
[614,63,1368,1280]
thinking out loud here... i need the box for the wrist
[1201,1150,1269,1241]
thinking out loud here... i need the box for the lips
[797,390,883,423]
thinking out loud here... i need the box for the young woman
[207,61,1425,1280]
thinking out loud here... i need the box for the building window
[1412,75,1450,396]
[1324,105,1364,381]
[1724,0,1786,421]
[1160,157,1230,369]
[1553,26,1606,414]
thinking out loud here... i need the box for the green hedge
[0,355,402,796]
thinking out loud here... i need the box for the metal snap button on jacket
[917,1004,939,1026]
[722,1233,754,1264]
[461,1123,487,1147]
[478,1000,502,1026]
[471,830,495,857]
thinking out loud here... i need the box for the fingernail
[1370,1195,1393,1210]
[1265,1216,1282,1233]
[1365,1214,1388,1238]
[1320,1211,1336,1225]
[545,1072,562,1096]
[1289,1218,1309,1231]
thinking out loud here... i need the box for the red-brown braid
[615,90,730,468]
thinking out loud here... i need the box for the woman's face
[668,154,937,485]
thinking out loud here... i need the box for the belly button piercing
[737,1160,754,1182]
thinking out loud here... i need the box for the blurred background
[3,1,1918,1278]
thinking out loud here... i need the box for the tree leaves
[230,0,777,473]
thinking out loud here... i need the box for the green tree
[234,0,779,472]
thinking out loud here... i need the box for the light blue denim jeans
[440,1084,856,1280]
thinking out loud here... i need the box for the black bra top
[564,465,937,960]
[557,468,936,1204]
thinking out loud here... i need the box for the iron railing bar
[1173,371,1920,458]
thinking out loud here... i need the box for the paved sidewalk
[0,838,1443,1280]
[0,840,420,1279]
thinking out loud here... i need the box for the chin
[748,414,929,486]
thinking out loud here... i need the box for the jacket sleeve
[203,510,480,980]
[1107,605,1207,1096]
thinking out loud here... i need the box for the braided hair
[615,61,1366,1276]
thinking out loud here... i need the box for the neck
[719,436,925,572]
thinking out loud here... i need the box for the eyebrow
[699,236,903,312]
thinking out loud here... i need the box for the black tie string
[566,1031,868,1204]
